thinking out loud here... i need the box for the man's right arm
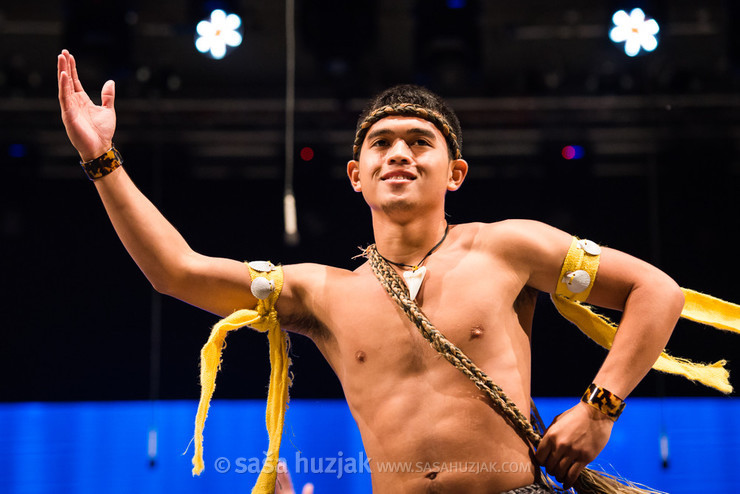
[57,49,283,318]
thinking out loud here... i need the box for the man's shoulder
[455,219,562,246]
[282,261,373,294]
[283,261,361,281]
[453,220,572,274]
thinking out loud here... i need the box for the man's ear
[347,160,362,192]
[447,159,468,191]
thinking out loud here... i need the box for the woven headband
[352,103,462,160]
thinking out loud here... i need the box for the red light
[561,145,584,160]
[300,147,314,161]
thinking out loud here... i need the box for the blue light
[9,143,26,158]
[446,0,467,8]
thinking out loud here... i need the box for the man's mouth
[381,171,417,182]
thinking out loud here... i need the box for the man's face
[347,116,467,216]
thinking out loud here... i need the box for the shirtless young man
[57,49,685,493]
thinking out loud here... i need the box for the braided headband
[353,103,462,160]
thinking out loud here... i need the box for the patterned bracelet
[581,383,626,421]
[80,145,123,181]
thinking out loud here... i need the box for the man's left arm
[536,245,684,487]
[503,221,684,488]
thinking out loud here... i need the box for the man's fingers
[101,80,115,110]
[57,53,66,83]
[552,454,571,481]
[275,461,295,494]
[58,70,72,109]
[534,439,551,464]
[301,483,314,494]
[543,451,561,476]
[563,461,586,489]
[68,51,84,93]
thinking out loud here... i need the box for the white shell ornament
[578,239,601,256]
[248,261,276,272]
[403,266,427,301]
[562,270,591,294]
[251,276,275,300]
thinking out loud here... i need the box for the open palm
[57,49,116,162]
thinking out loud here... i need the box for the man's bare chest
[317,256,530,374]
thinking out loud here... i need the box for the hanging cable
[284,0,299,245]
[148,133,164,468]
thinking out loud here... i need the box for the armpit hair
[515,285,539,309]
[279,310,327,339]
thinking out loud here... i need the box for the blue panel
[531,398,740,494]
[2,398,738,493]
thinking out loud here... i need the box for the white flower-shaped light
[195,9,242,60]
[609,8,659,57]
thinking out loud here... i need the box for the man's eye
[371,139,388,147]
[413,139,430,146]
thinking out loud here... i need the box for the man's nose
[387,139,412,164]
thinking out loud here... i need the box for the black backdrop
[2,0,739,402]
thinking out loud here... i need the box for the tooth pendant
[403,266,427,300]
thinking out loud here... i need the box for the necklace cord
[377,223,450,270]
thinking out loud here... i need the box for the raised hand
[57,49,116,162]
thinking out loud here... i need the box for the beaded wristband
[581,383,625,421]
[80,145,123,181]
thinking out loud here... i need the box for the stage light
[195,9,243,60]
[8,144,27,158]
[446,0,467,8]
[609,8,659,57]
[562,145,585,160]
[300,147,314,162]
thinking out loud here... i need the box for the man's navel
[355,350,367,363]
[424,469,443,493]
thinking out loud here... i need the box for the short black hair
[354,84,463,160]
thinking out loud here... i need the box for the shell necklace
[377,223,449,300]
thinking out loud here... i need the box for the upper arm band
[555,237,601,302]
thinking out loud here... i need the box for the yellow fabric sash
[552,238,739,394]
[191,263,290,494]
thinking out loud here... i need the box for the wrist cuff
[581,383,625,421]
[80,145,122,181]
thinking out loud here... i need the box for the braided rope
[365,244,540,447]
[353,103,462,160]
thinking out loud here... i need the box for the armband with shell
[555,237,601,302]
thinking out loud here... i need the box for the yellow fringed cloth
[190,262,291,494]
[552,237,740,394]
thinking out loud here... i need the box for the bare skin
[58,50,685,493]
[276,461,314,494]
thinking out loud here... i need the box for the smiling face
[347,116,468,219]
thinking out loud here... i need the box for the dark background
[1,0,739,402]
